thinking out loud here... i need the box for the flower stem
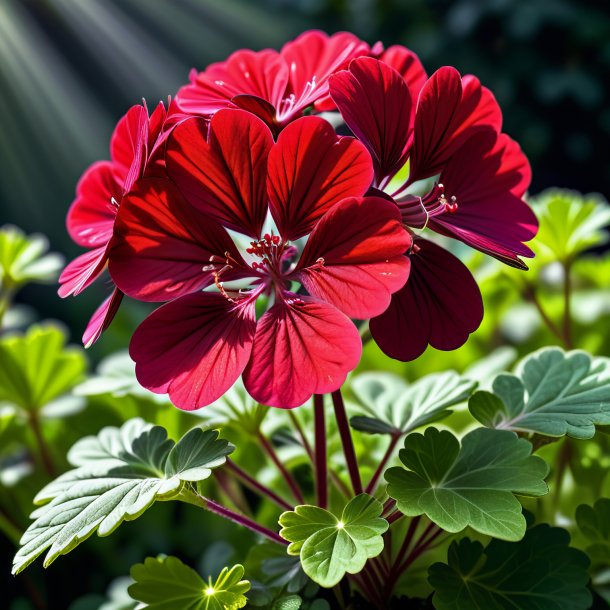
[332,389,363,495]
[258,432,304,505]
[183,490,287,545]
[562,260,573,349]
[225,459,293,511]
[29,410,56,477]
[522,282,563,343]
[365,432,401,494]
[314,394,328,509]
[289,411,314,459]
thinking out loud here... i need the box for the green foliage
[385,428,549,540]
[530,189,610,265]
[12,419,233,573]
[129,556,250,610]
[575,498,610,566]
[469,347,610,439]
[428,524,592,610]
[0,225,63,289]
[349,371,476,435]
[279,494,388,587]
[0,324,86,413]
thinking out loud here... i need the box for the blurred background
[1,0,609,347]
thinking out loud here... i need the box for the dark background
[1,0,608,341]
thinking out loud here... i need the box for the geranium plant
[5,30,610,610]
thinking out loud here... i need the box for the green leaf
[349,371,476,436]
[531,188,610,264]
[469,347,610,439]
[385,428,548,540]
[129,556,250,610]
[12,419,233,573]
[279,494,388,588]
[0,225,63,288]
[0,324,86,411]
[575,498,610,566]
[428,524,592,610]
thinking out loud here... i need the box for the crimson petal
[167,111,273,238]
[109,178,242,302]
[58,246,107,298]
[267,116,373,241]
[429,131,537,268]
[370,239,483,361]
[410,67,502,182]
[67,161,121,248]
[330,57,413,183]
[130,292,257,410]
[243,295,362,408]
[82,288,123,348]
[379,45,428,99]
[295,196,411,318]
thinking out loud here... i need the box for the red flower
[329,56,537,359]
[175,30,370,130]
[109,110,411,409]
[58,101,168,347]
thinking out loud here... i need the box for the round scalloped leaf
[469,347,610,439]
[429,524,592,610]
[385,427,548,540]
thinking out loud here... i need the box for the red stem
[332,389,363,495]
[258,432,304,505]
[314,394,328,509]
[225,459,293,511]
[366,432,401,494]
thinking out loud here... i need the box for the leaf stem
[332,389,362,495]
[522,282,564,344]
[257,432,304,505]
[288,411,314,459]
[314,394,328,509]
[29,410,56,477]
[184,491,287,545]
[562,260,573,349]
[225,459,293,511]
[365,432,401,494]
[0,506,22,545]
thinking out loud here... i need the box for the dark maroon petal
[379,45,428,99]
[82,288,123,348]
[231,94,279,131]
[166,110,273,238]
[370,239,483,361]
[410,67,502,182]
[175,49,288,117]
[429,131,537,268]
[330,57,413,183]
[109,177,243,302]
[67,161,121,248]
[295,196,411,318]
[267,116,373,241]
[58,246,107,298]
[130,292,256,410]
[279,30,370,121]
[242,294,362,408]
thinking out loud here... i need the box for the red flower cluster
[60,30,537,409]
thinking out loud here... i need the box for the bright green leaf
[349,371,476,436]
[0,324,86,412]
[279,494,388,588]
[12,419,233,573]
[469,347,610,439]
[129,556,250,610]
[385,428,548,540]
[428,524,592,610]
[0,225,63,288]
[530,189,610,265]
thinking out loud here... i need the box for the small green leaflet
[0,225,63,287]
[349,371,476,436]
[279,493,388,587]
[129,556,250,610]
[0,324,86,412]
[576,498,610,566]
[530,189,610,265]
[12,419,233,574]
[428,524,592,610]
[385,428,548,540]
[469,347,610,439]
